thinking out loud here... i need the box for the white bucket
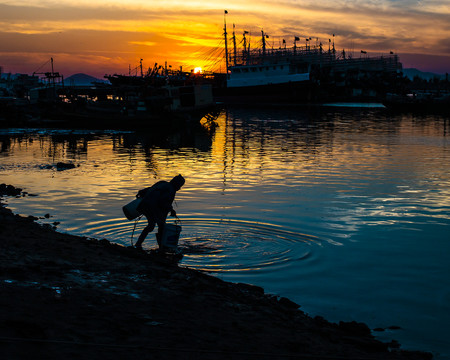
[161,223,182,250]
[122,198,142,220]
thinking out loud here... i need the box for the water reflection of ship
[219,13,403,104]
[0,115,217,157]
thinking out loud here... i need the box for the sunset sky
[0,0,449,78]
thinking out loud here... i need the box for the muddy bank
[0,185,432,359]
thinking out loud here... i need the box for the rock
[388,325,402,330]
[278,296,300,309]
[56,162,76,171]
[236,282,265,295]
[0,184,22,196]
[339,321,372,336]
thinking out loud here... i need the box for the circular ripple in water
[86,217,321,275]
[178,218,319,274]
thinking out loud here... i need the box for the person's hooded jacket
[137,175,185,222]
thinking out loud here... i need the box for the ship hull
[215,80,317,105]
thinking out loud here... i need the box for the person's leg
[156,221,165,247]
[135,218,155,249]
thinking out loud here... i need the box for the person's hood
[170,174,185,191]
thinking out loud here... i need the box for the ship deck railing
[230,47,401,73]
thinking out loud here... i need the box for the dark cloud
[0,3,214,23]
[435,38,450,55]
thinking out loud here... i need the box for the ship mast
[261,30,266,56]
[243,31,248,65]
[232,24,237,66]
[224,10,229,74]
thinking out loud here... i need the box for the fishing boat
[23,59,215,128]
[221,13,403,104]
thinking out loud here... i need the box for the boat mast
[224,10,229,74]
[261,30,266,56]
[248,34,251,62]
[232,24,237,66]
[243,31,248,65]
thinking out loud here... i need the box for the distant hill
[65,73,109,86]
[402,68,446,81]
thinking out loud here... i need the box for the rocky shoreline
[0,185,432,359]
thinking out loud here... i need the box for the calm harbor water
[1,106,449,358]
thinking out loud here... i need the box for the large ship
[221,16,403,103]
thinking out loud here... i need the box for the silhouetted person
[134,175,185,250]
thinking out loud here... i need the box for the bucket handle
[174,215,182,227]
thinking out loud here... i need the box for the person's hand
[170,209,177,217]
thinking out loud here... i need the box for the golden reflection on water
[1,112,449,220]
